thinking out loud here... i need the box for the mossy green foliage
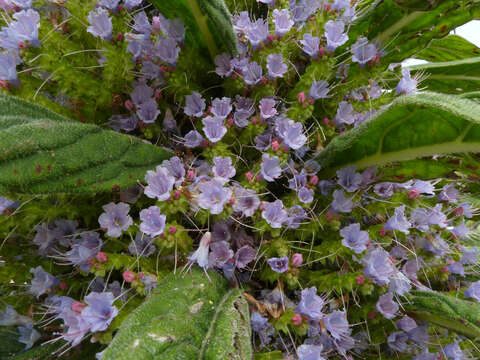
[102,269,252,360]
[0,94,172,193]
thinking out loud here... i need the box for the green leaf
[315,92,480,177]
[254,351,284,360]
[409,57,480,94]
[416,35,480,62]
[150,0,237,59]
[0,94,172,194]
[102,269,252,360]
[407,290,480,339]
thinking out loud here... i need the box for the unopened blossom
[232,186,260,217]
[337,165,362,192]
[29,266,58,298]
[272,8,294,36]
[81,292,118,332]
[184,91,206,117]
[384,205,411,234]
[465,280,480,302]
[243,61,263,85]
[351,37,377,65]
[340,223,369,254]
[362,247,395,285]
[202,116,227,143]
[296,287,325,321]
[262,200,288,228]
[197,179,232,214]
[266,54,288,78]
[128,233,156,258]
[324,20,348,52]
[212,156,236,183]
[139,204,165,237]
[323,310,351,340]
[267,256,289,273]
[211,97,232,119]
[98,202,133,238]
[187,232,212,269]
[214,53,233,77]
[144,166,175,201]
[376,293,399,319]
[297,344,325,360]
[396,68,417,95]
[309,80,331,100]
[300,33,319,57]
[87,7,112,40]
[261,154,282,181]
[331,189,354,213]
[183,130,203,148]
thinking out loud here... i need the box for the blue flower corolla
[323,310,351,340]
[64,242,98,272]
[447,261,465,276]
[17,323,40,349]
[290,0,320,24]
[412,350,440,360]
[460,247,478,264]
[161,156,185,186]
[98,202,133,238]
[465,280,480,302]
[288,170,307,190]
[272,8,294,36]
[184,91,206,117]
[0,195,17,214]
[300,33,319,57]
[337,165,362,192]
[233,11,252,35]
[212,156,236,183]
[243,61,263,85]
[362,247,395,285]
[427,204,447,228]
[132,11,151,34]
[259,97,277,119]
[409,208,430,232]
[0,306,30,326]
[156,15,185,43]
[373,182,396,198]
[384,205,411,234]
[136,98,160,123]
[266,53,287,78]
[340,223,369,254]
[387,331,409,352]
[124,0,143,9]
[144,166,175,201]
[330,189,354,213]
[438,183,459,203]
[457,202,473,218]
[197,179,232,214]
[202,116,227,143]
[334,101,356,126]
[444,342,466,360]
[154,37,180,65]
[324,20,348,52]
[99,0,120,10]
[235,245,256,269]
[29,266,58,298]
[130,83,153,107]
[183,130,203,148]
[62,310,90,346]
[296,287,325,321]
[211,221,231,243]
[285,205,307,229]
[211,97,232,119]
[0,53,18,85]
[404,179,435,196]
[187,231,211,269]
[109,115,138,132]
[262,200,288,228]
[208,241,233,267]
[246,19,268,48]
[397,316,417,331]
[214,53,233,77]
[451,222,470,240]
[11,0,32,8]
[128,233,156,257]
[2,9,40,48]
[278,119,307,150]
[267,256,289,273]
[298,187,314,204]
[297,344,325,360]
[254,131,272,151]
[251,311,273,348]
[351,37,377,65]
[81,292,118,333]
[396,68,417,95]
[87,7,112,40]
[376,293,399,319]
[309,80,331,100]
[232,186,260,217]
[261,153,282,181]
[139,205,166,237]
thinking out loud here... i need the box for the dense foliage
[0,0,479,359]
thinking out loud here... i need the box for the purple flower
[254,132,272,151]
[259,98,277,119]
[438,183,459,203]
[11,0,33,8]
[128,233,156,257]
[331,189,354,213]
[0,306,30,327]
[406,179,435,195]
[447,262,465,276]
[262,200,288,228]
[298,187,314,204]
[396,68,417,95]
[81,292,118,332]
[280,119,307,150]
[362,247,395,285]
[390,271,412,295]
[98,202,133,238]
[212,156,236,183]
[286,205,307,229]
[29,266,58,298]
[340,223,369,254]
[184,91,206,117]
[137,98,160,123]
[261,154,282,181]
[17,323,41,349]
[323,310,351,340]
[62,311,90,346]
[296,287,325,321]
[124,0,143,9]
[465,280,480,301]
[0,53,18,85]
[154,38,180,65]
[232,186,260,217]
[144,166,175,201]
[457,202,473,218]
[410,208,430,232]
[272,9,294,36]
[211,221,231,242]
[109,115,138,132]
[397,316,417,331]
[99,0,120,10]
[427,204,447,228]
[233,11,252,34]
[387,331,409,352]
[402,259,420,280]
[161,156,185,186]
[266,53,287,78]
[384,205,411,234]
[374,182,396,198]
[351,37,377,65]
[211,97,232,119]
[214,53,233,77]
[288,170,307,190]
[246,19,268,48]
[444,342,466,360]
[251,312,273,347]
[297,344,325,360]
[202,116,227,143]
[32,223,56,255]
[139,205,166,236]
[300,34,319,57]
[452,220,471,239]
[334,101,355,126]
[235,245,256,269]
[243,61,263,85]
[131,83,153,107]
[209,241,234,267]
[183,130,203,148]
[156,15,185,43]
[267,256,289,273]
[376,293,399,319]
[132,11,151,34]
[325,20,348,52]
[460,247,478,264]
[87,8,112,40]
[188,232,211,269]
[3,9,40,47]
[309,80,331,100]
[337,165,362,192]
[197,179,232,214]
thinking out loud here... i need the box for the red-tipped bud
[96,252,108,263]
[137,272,145,280]
[297,91,306,104]
[245,171,253,181]
[291,313,302,326]
[227,117,234,126]
[378,228,387,236]
[252,117,258,125]
[186,169,195,181]
[453,207,464,216]
[123,270,136,283]
[173,190,181,199]
[201,139,209,148]
[267,34,275,43]
[154,89,162,100]
[368,311,375,319]
[356,275,365,285]
[324,4,331,11]
[309,175,319,186]
[261,77,267,85]
[271,139,280,151]
[152,16,161,33]
[319,47,325,57]
[407,189,420,200]
[125,99,134,111]
[116,32,124,42]
[255,174,261,182]
[169,225,177,235]
[441,266,449,274]
[228,197,235,205]
[291,253,303,267]
[59,282,68,291]
[322,117,330,126]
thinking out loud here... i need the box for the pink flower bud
[116,32,124,42]
[291,313,302,326]
[441,266,449,273]
[123,270,136,283]
[59,282,68,291]
[245,171,253,181]
[378,228,387,236]
[154,89,162,100]
[137,272,145,280]
[271,139,280,151]
[186,169,195,181]
[324,3,331,11]
[446,259,455,265]
[267,34,275,43]
[87,258,95,267]
[309,175,319,186]
[255,174,261,182]
[72,301,86,313]
[228,197,235,205]
[201,139,209,148]
[96,252,108,263]
[252,117,258,125]
[152,16,161,33]
[291,253,303,267]
[227,117,234,126]
[297,91,306,104]
[169,225,177,235]
[407,189,419,200]
[261,77,267,85]
[453,207,463,216]
[368,311,375,319]
[322,117,330,126]
[173,190,181,199]
[319,47,325,57]
[355,275,365,285]
[125,99,134,111]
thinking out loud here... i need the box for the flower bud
[173,190,181,199]
[309,175,319,186]
[125,99,134,111]
[245,171,253,181]
[291,253,303,267]
[186,169,195,181]
[59,282,68,291]
[96,252,108,263]
[152,16,161,33]
[297,91,306,104]
[407,189,419,200]
[271,139,280,151]
[355,275,365,285]
[322,117,330,126]
[123,269,136,283]
[169,225,177,234]
[291,313,302,326]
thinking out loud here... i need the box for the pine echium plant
[0,0,480,359]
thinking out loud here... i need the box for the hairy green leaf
[102,269,252,360]
[0,94,172,194]
[407,290,480,339]
[150,0,237,59]
[315,92,480,177]
[409,57,480,94]
[416,35,480,62]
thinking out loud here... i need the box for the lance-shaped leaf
[102,269,252,360]
[416,35,480,62]
[406,290,480,339]
[0,94,172,194]
[315,92,480,177]
[409,57,480,94]
[150,0,237,59]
